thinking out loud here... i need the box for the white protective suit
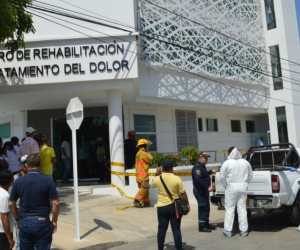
[220,148,253,233]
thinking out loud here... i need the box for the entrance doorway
[52,116,109,181]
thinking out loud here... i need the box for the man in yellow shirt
[151,159,190,250]
[39,136,56,177]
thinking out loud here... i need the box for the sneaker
[240,231,249,237]
[222,231,232,238]
[297,225,300,232]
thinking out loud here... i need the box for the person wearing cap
[124,131,138,170]
[192,151,218,233]
[95,137,110,182]
[19,127,39,160]
[220,147,253,238]
[133,139,153,207]
[151,159,190,250]
[9,154,60,250]
[61,136,72,182]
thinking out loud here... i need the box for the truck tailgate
[214,171,273,195]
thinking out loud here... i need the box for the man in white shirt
[61,137,71,182]
[0,170,15,250]
[257,136,265,146]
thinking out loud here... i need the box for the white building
[0,0,299,185]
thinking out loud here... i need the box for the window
[206,119,218,132]
[134,114,157,151]
[175,110,198,151]
[270,45,283,90]
[231,120,241,133]
[198,118,203,132]
[0,123,11,138]
[246,120,255,133]
[265,0,276,30]
[276,106,289,143]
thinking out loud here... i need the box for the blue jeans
[62,158,71,180]
[19,216,52,250]
[193,187,210,229]
[157,203,182,250]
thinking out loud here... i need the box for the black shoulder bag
[159,175,189,216]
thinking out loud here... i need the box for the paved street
[110,208,300,250]
[48,184,300,250]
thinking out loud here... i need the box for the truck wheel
[287,197,300,226]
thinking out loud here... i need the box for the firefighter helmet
[136,139,148,147]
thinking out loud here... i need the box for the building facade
[0,0,299,185]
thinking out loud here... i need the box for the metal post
[72,114,80,241]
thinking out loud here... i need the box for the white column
[108,89,125,187]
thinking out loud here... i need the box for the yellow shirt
[39,145,56,175]
[151,173,186,207]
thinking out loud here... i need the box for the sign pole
[66,97,84,241]
[71,118,80,241]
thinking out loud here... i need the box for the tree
[0,0,35,52]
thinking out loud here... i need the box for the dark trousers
[193,187,210,229]
[0,233,9,250]
[125,160,135,170]
[157,203,182,250]
[19,216,52,250]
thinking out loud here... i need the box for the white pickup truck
[211,143,300,225]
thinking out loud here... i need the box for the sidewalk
[50,183,225,250]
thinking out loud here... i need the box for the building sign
[0,37,137,85]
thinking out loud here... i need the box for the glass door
[52,116,109,181]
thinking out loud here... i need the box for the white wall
[0,111,27,143]
[264,0,300,147]
[123,105,177,153]
[138,64,269,109]
[123,104,269,162]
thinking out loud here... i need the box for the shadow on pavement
[248,210,291,233]
[81,219,113,239]
[163,242,196,249]
[59,201,71,215]
[213,210,292,234]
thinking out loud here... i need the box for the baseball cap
[162,159,173,171]
[20,155,28,163]
[25,127,36,134]
[198,151,210,158]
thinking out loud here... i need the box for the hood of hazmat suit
[220,148,253,192]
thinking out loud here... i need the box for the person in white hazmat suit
[220,147,253,238]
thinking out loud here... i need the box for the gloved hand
[290,167,297,172]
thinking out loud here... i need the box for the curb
[76,241,127,250]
